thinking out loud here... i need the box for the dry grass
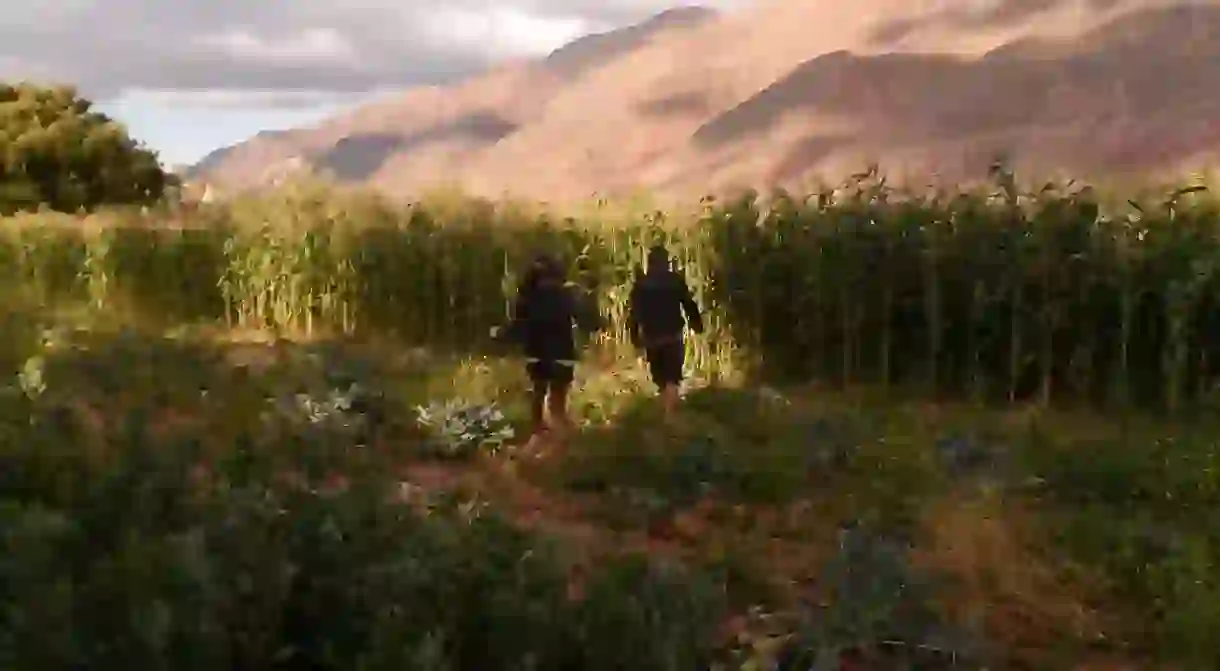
[913,493,1121,666]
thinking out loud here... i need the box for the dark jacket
[627,269,703,347]
[503,280,601,362]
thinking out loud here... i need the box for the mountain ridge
[190,0,1220,201]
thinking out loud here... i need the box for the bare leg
[529,382,548,439]
[660,383,680,418]
[547,382,573,439]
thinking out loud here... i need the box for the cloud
[115,88,400,110]
[0,0,747,104]
[192,29,360,67]
[418,6,603,60]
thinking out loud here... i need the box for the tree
[0,81,177,214]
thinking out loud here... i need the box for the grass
[3,297,1216,669]
[5,171,1220,668]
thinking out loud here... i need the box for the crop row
[4,171,1220,410]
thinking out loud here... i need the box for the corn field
[3,170,1220,411]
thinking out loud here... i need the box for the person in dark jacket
[627,245,704,417]
[497,253,601,442]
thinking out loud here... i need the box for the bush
[557,387,816,512]
[0,346,729,670]
[1023,427,1220,666]
[0,82,174,213]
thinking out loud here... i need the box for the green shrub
[0,343,730,670]
[1023,427,1220,666]
[0,82,173,213]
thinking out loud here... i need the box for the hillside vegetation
[5,83,1220,666]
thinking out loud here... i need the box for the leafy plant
[414,398,516,459]
[0,82,173,213]
[1025,426,1220,666]
[777,526,986,669]
[0,362,732,670]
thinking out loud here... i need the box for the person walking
[495,253,601,445]
[627,244,704,418]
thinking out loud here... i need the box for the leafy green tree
[0,81,175,213]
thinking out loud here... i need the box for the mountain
[190,0,1220,201]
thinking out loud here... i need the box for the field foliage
[4,166,1220,668]
[0,82,172,213]
[6,167,1220,412]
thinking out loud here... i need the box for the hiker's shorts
[526,358,575,392]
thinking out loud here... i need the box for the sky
[1,0,743,168]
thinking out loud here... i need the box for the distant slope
[192,0,1220,201]
[674,3,1220,188]
[543,6,716,80]
[188,6,720,195]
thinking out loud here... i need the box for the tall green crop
[2,172,1218,410]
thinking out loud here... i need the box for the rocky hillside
[190,0,1220,201]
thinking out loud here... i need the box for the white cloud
[0,0,746,102]
[194,28,359,66]
[420,7,604,58]
[114,87,398,110]
[0,55,56,81]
